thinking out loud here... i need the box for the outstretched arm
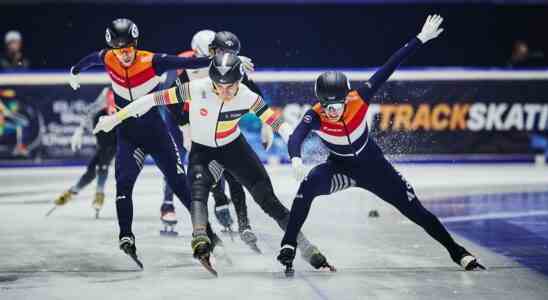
[71,50,106,75]
[249,96,294,144]
[93,85,187,133]
[153,54,211,74]
[357,14,444,100]
[68,50,106,90]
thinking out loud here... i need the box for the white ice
[1,164,548,300]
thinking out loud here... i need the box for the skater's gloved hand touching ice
[416,14,444,44]
[71,126,84,152]
[68,67,80,90]
[261,124,274,151]
[291,157,306,182]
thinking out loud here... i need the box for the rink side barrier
[1,69,548,167]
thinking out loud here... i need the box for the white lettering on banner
[504,104,524,130]
[466,103,486,132]
[41,99,97,150]
[486,103,507,130]
[524,104,542,130]
[540,106,548,130]
[467,103,548,131]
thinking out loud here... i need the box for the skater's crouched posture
[277,15,485,274]
[94,53,332,273]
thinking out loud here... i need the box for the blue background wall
[0,3,546,69]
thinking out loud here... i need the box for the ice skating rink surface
[1,164,548,300]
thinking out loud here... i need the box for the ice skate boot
[46,190,76,216]
[192,234,217,276]
[368,209,380,218]
[92,192,105,219]
[55,190,75,206]
[277,245,296,277]
[160,204,178,236]
[304,246,336,272]
[451,246,486,271]
[119,235,143,269]
[215,204,235,240]
[239,227,262,254]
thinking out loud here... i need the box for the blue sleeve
[71,50,105,75]
[153,54,211,75]
[357,37,422,100]
[288,109,321,158]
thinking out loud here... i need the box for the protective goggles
[209,47,238,57]
[323,102,345,118]
[112,46,135,56]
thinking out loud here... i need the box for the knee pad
[189,164,213,203]
[249,180,288,220]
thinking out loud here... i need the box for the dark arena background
[1,1,548,299]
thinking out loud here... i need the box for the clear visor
[209,47,238,57]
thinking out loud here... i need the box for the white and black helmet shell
[191,30,216,57]
[209,53,244,84]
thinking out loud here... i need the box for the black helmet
[315,71,351,106]
[105,18,139,49]
[209,31,241,55]
[209,53,244,84]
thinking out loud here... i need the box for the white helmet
[191,30,215,57]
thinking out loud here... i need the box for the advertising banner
[2,72,548,165]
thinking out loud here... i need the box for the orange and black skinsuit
[282,37,474,266]
[70,49,222,242]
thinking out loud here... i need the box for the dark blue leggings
[282,139,462,259]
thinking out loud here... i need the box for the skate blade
[221,227,235,242]
[199,257,218,277]
[127,252,144,270]
[322,262,336,272]
[213,246,233,266]
[94,209,100,219]
[284,265,295,277]
[228,227,235,242]
[249,243,262,254]
[465,260,486,271]
[160,230,179,237]
[45,205,58,217]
